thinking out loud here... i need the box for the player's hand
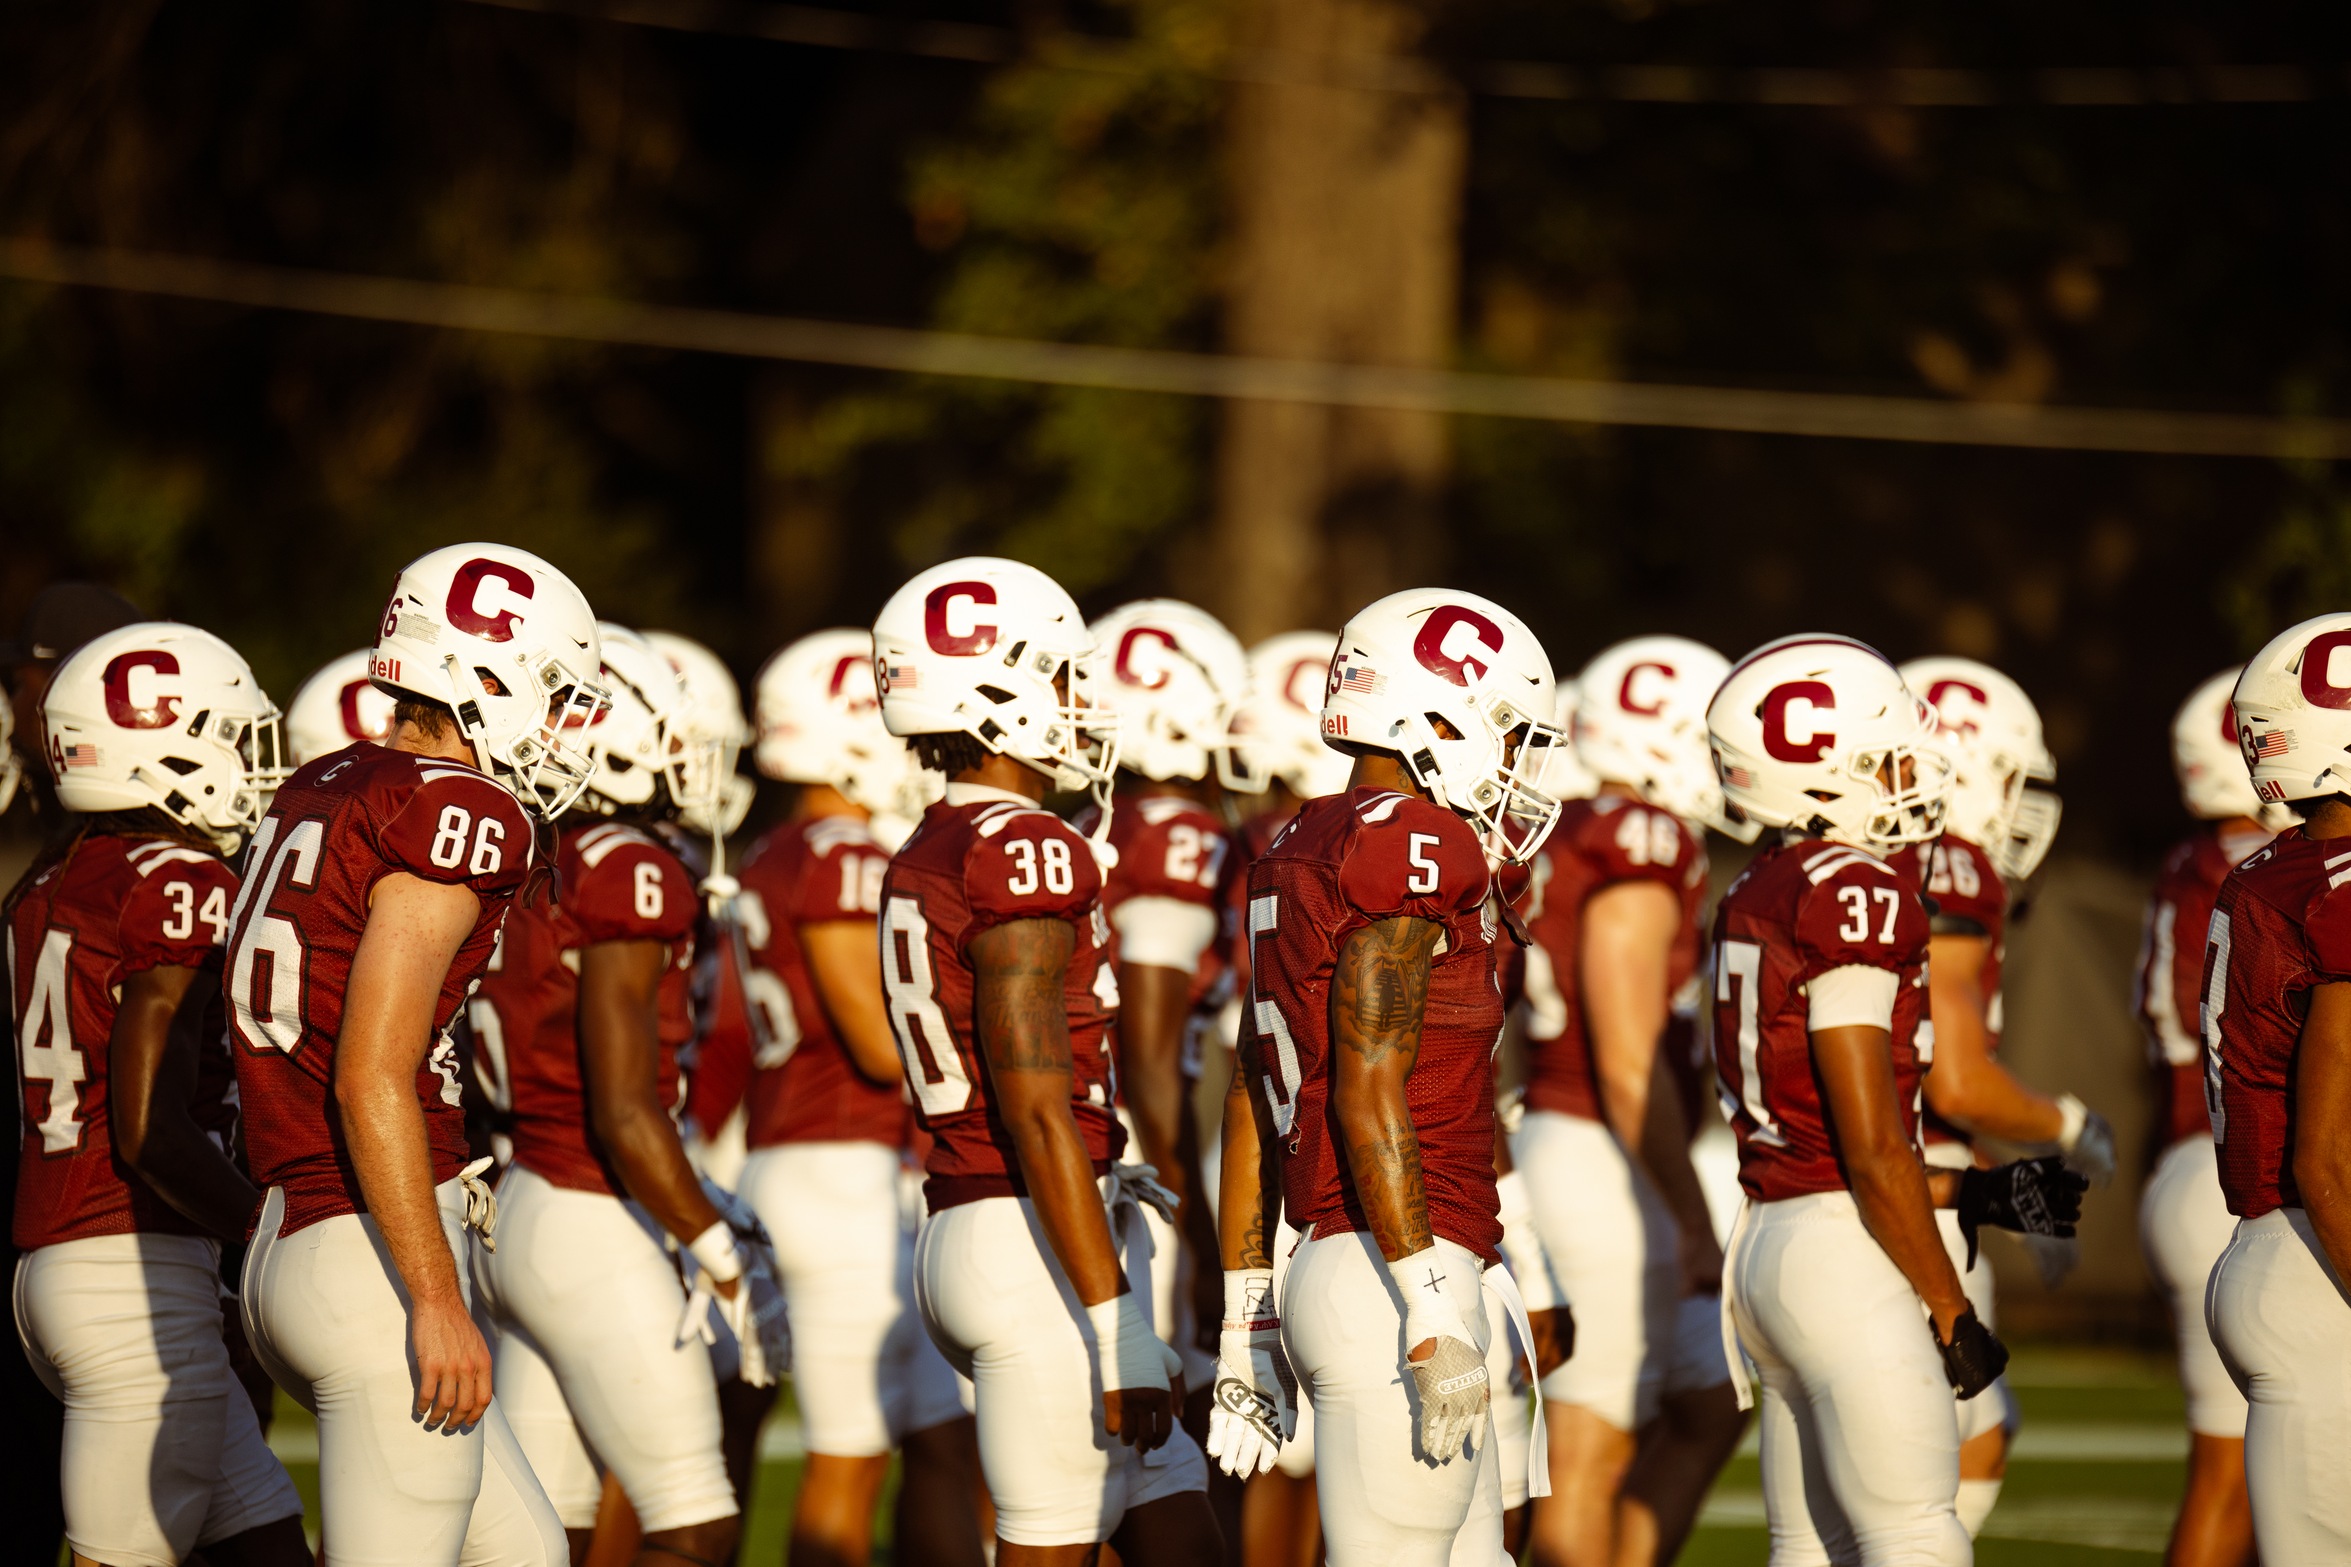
[1932,1305,2009,1400]
[1206,1269,1297,1478]
[2056,1094,2117,1185]
[1526,1304,1574,1379]
[1388,1247,1490,1464]
[1087,1290,1180,1451]
[1956,1155,2088,1268]
[411,1291,493,1431]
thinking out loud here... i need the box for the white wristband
[1223,1267,1276,1329]
[1495,1168,1533,1232]
[1386,1246,1459,1349]
[1085,1290,1167,1393]
[687,1220,742,1285]
[2055,1093,2089,1152]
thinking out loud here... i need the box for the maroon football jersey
[1225,810,1292,1019]
[2205,828,2351,1218]
[739,814,907,1149]
[476,822,698,1196]
[1887,834,2005,1151]
[1243,788,1505,1262]
[879,793,1123,1209]
[229,743,532,1235]
[1520,794,1709,1123]
[1092,791,1239,1080]
[2138,826,2268,1152]
[11,835,241,1248]
[1711,837,1932,1203]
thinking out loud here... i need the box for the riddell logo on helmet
[1412,606,1504,687]
[924,582,999,656]
[1618,662,1675,715]
[1115,625,1177,689]
[102,650,181,729]
[2298,629,2351,710]
[1759,680,1836,762]
[447,558,538,643]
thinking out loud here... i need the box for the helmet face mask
[371,544,610,819]
[645,631,755,837]
[1899,656,2062,882]
[43,623,290,852]
[577,624,686,818]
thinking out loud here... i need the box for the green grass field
[257,1343,2189,1563]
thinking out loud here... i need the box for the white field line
[1735,1420,2187,1462]
[1700,1491,2174,1553]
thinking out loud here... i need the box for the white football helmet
[2172,667,2267,821]
[1231,631,1354,800]
[1088,599,1250,788]
[43,623,289,851]
[286,648,396,765]
[578,623,691,816]
[1574,635,1753,839]
[1900,656,2062,882]
[1548,682,1600,804]
[371,543,609,818]
[872,557,1118,797]
[2233,614,2351,808]
[756,627,941,828]
[1709,635,1950,853]
[1322,588,1567,865]
[644,630,755,836]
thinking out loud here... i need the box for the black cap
[0,582,146,667]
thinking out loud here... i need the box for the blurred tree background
[4,0,2351,860]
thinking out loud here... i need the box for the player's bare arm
[1218,1032,1281,1274]
[971,913,1172,1451]
[1811,1021,1971,1337]
[2292,980,2351,1283]
[1920,931,2066,1143]
[111,962,263,1239]
[1330,914,1442,1289]
[578,935,735,1294]
[338,869,493,1433]
[798,917,901,1083]
[1118,958,1193,1201]
[1584,876,1724,1289]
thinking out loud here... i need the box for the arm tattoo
[1350,1130,1433,1258]
[972,917,1077,1076]
[1334,916,1439,1068]
[1331,916,1443,1261]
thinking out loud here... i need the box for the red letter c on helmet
[1760,680,1836,762]
[103,651,182,730]
[1413,606,1505,688]
[1115,625,1177,689]
[447,558,538,642]
[2300,629,2351,710]
[1924,678,1990,738]
[1617,661,1675,716]
[924,582,999,656]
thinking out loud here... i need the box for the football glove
[1105,1162,1182,1229]
[676,1189,792,1388]
[1956,1155,2087,1269]
[2055,1094,2118,1185]
[1205,1268,1298,1478]
[1389,1247,1489,1464]
[1934,1306,2009,1400]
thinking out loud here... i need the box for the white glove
[1085,1289,1180,1396]
[1495,1170,1564,1314]
[2055,1095,2117,1185]
[1388,1247,1489,1463]
[1106,1162,1181,1227]
[675,1191,792,1388]
[1205,1268,1297,1478]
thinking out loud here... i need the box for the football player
[731,627,980,1567]
[286,648,397,766]
[1211,588,1564,1565]
[644,629,759,851]
[229,543,600,1567]
[1894,656,2113,1534]
[2202,616,2351,1559]
[1085,601,1251,1425]
[2136,668,2268,1567]
[471,624,786,1567]
[1705,636,2083,1565]
[1513,636,1744,1567]
[11,623,307,1567]
[872,557,1217,1566]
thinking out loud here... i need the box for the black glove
[1956,1155,2087,1269]
[1934,1306,2009,1400]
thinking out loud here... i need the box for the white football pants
[242,1182,567,1567]
[1726,1193,1969,1567]
[914,1189,1208,1547]
[14,1232,302,1567]
[1282,1229,1504,1567]
[1512,1110,1678,1429]
[473,1166,737,1533]
[2207,1205,2351,1559]
[738,1141,966,1457]
[2140,1134,2246,1438]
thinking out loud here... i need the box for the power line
[2,238,2342,460]
[460,0,2338,106]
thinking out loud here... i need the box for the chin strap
[1083,775,1120,871]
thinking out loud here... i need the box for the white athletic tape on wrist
[2054,1093,2088,1152]
[1386,1245,1464,1351]
[687,1219,743,1284]
[1223,1267,1276,1329]
[1086,1290,1167,1392]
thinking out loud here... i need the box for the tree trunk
[1203,0,1466,642]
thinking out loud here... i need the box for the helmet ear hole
[161,756,203,776]
[974,685,1016,706]
[1427,713,1465,742]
